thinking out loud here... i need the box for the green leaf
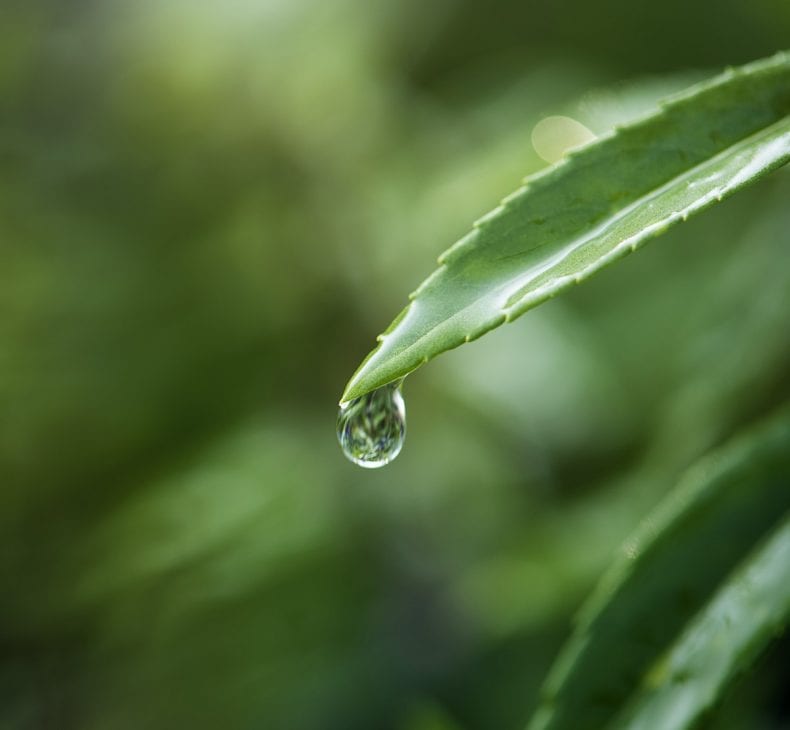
[611,514,790,730]
[527,406,790,730]
[341,52,790,404]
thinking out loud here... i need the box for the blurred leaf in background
[1,1,789,729]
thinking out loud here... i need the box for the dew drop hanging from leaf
[337,381,406,468]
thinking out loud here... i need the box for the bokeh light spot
[531,115,596,163]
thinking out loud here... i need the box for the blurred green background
[1,1,789,728]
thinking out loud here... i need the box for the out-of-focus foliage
[617,516,790,730]
[1,1,789,729]
[531,407,790,730]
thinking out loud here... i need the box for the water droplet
[337,381,406,468]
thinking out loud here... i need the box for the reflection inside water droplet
[337,382,406,468]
